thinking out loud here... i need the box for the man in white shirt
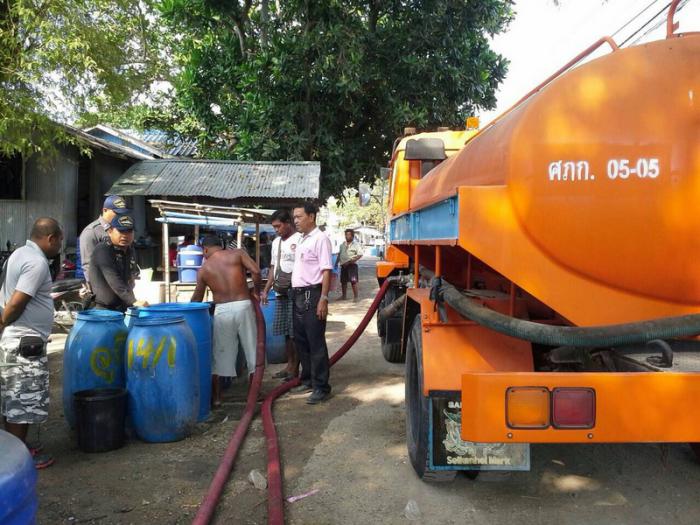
[262,209,302,381]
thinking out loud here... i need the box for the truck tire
[382,340,404,363]
[376,283,396,338]
[690,443,700,463]
[405,317,457,482]
[378,285,406,363]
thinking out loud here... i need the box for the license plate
[430,394,530,471]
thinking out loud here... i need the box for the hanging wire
[623,0,690,47]
[610,0,664,41]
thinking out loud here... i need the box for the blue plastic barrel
[0,430,37,525]
[124,306,138,329]
[261,292,286,364]
[126,315,199,442]
[138,303,212,422]
[63,309,128,428]
[177,245,204,283]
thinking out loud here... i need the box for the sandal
[33,453,55,470]
[272,370,291,379]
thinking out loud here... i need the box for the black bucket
[73,388,127,453]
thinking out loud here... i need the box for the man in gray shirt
[1,217,63,468]
[79,195,131,282]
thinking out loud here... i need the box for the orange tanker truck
[375,2,700,481]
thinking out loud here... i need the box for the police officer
[79,195,132,282]
[89,215,145,312]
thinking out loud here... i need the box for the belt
[292,284,322,291]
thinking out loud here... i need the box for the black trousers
[292,286,331,393]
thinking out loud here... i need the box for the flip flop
[33,454,55,469]
[272,370,290,379]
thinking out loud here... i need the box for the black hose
[441,283,700,347]
[377,294,406,323]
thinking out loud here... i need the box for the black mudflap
[429,392,530,471]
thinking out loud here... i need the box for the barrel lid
[145,302,210,311]
[132,315,185,326]
[178,245,203,253]
[77,309,124,322]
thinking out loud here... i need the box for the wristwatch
[320,295,329,302]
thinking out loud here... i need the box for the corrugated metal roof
[63,124,152,160]
[123,129,198,157]
[84,125,169,158]
[109,159,320,200]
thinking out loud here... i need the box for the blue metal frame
[389,196,459,242]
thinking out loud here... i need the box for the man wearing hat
[79,195,133,283]
[89,214,145,312]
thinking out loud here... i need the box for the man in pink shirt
[290,202,333,404]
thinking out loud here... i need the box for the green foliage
[327,178,388,231]
[160,0,514,199]
[0,0,168,157]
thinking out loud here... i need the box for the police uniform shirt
[79,216,110,282]
[89,242,137,311]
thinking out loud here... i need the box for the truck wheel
[382,340,404,363]
[377,283,397,338]
[405,317,457,482]
[378,285,406,363]
[690,443,700,462]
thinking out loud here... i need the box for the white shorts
[212,299,257,377]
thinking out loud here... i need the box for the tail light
[506,387,550,429]
[552,387,596,429]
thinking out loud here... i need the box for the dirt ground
[36,260,700,524]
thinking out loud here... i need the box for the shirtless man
[191,235,261,407]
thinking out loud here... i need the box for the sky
[480,0,700,125]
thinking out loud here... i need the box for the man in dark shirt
[89,215,145,312]
[79,195,131,282]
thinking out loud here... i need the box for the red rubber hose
[192,297,267,525]
[263,278,393,525]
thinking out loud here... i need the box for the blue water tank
[261,292,286,364]
[137,303,212,422]
[176,245,204,283]
[126,315,199,442]
[63,309,128,428]
[0,430,37,525]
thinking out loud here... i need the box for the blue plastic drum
[126,315,199,442]
[177,245,204,283]
[63,309,128,428]
[124,307,139,329]
[0,430,37,525]
[137,303,212,422]
[261,292,286,364]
